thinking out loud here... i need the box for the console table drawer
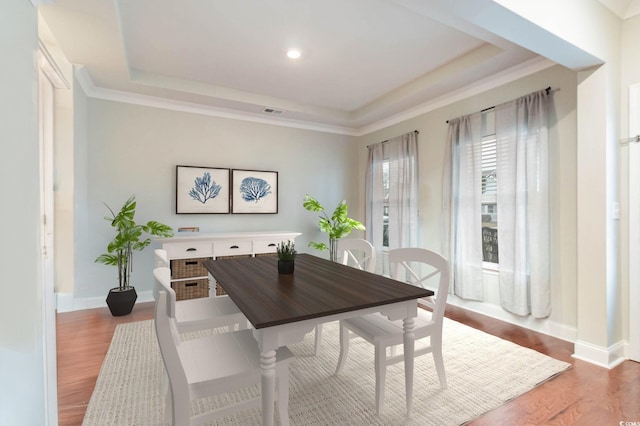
[165,242,213,259]
[253,239,279,254]
[213,240,252,256]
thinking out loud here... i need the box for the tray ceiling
[40,0,587,133]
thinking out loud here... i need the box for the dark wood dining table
[203,253,433,426]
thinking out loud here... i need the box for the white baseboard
[55,290,154,313]
[573,339,627,369]
[447,295,635,368]
[55,293,75,313]
[60,289,629,369]
[446,295,578,343]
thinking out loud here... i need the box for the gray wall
[72,65,580,339]
[0,1,46,424]
[355,65,579,334]
[75,99,357,298]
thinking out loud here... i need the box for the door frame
[38,43,69,425]
[628,84,640,362]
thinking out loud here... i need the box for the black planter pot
[106,286,137,316]
[278,260,295,274]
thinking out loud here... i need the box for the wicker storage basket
[172,278,209,300]
[215,284,227,296]
[170,257,211,279]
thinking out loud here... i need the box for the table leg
[261,349,277,426]
[403,317,416,417]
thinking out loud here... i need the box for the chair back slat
[337,238,376,273]
[389,248,450,321]
[155,249,170,268]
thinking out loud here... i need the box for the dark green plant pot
[106,286,137,316]
[278,260,295,274]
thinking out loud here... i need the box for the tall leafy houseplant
[95,195,173,315]
[303,194,365,262]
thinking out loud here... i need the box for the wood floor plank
[56,302,155,426]
[56,302,640,426]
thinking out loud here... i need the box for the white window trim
[481,110,498,268]
[482,261,499,274]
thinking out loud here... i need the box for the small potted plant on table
[276,241,297,274]
[95,195,173,316]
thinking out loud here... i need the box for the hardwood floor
[57,302,640,426]
[56,303,156,426]
[445,306,640,426]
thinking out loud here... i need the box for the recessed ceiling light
[287,49,301,59]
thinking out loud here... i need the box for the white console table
[156,231,301,299]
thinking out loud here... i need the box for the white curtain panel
[446,115,484,301]
[366,132,419,274]
[495,90,550,318]
[365,143,385,274]
[386,132,419,250]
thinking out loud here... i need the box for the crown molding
[356,57,556,136]
[75,57,556,138]
[30,0,53,7]
[38,40,70,89]
[74,67,359,136]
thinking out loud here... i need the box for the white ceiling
[39,0,637,134]
[599,0,640,18]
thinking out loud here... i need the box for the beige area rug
[83,318,570,426]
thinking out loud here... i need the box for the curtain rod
[620,135,640,145]
[367,130,419,148]
[445,86,558,124]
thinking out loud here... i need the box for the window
[366,131,419,254]
[446,90,550,313]
[382,160,389,247]
[481,111,498,265]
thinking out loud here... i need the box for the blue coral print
[240,177,271,203]
[189,172,221,204]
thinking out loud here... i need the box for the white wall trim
[449,292,632,369]
[357,57,556,135]
[54,293,75,313]
[74,57,556,137]
[64,288,582,347]
[573,339,627,369]
[446,294,577,343]
[628,84,640,362]
[29,0,53,8]
[56,290,154,313]
[38,41,70,90]
[74,66,359,136]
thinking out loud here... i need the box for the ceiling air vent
[263,107,284,114]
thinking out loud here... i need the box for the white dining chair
[153,250,170,302]
[334,247,450,414]
[154,267,249,405]
[338,238,377,272]
[154,248,170,268]
[153,267,248,334]
[313,238,376,355]
[154,289,294,425]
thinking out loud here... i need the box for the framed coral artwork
[176,165,230,214]
[231,169,278,214]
